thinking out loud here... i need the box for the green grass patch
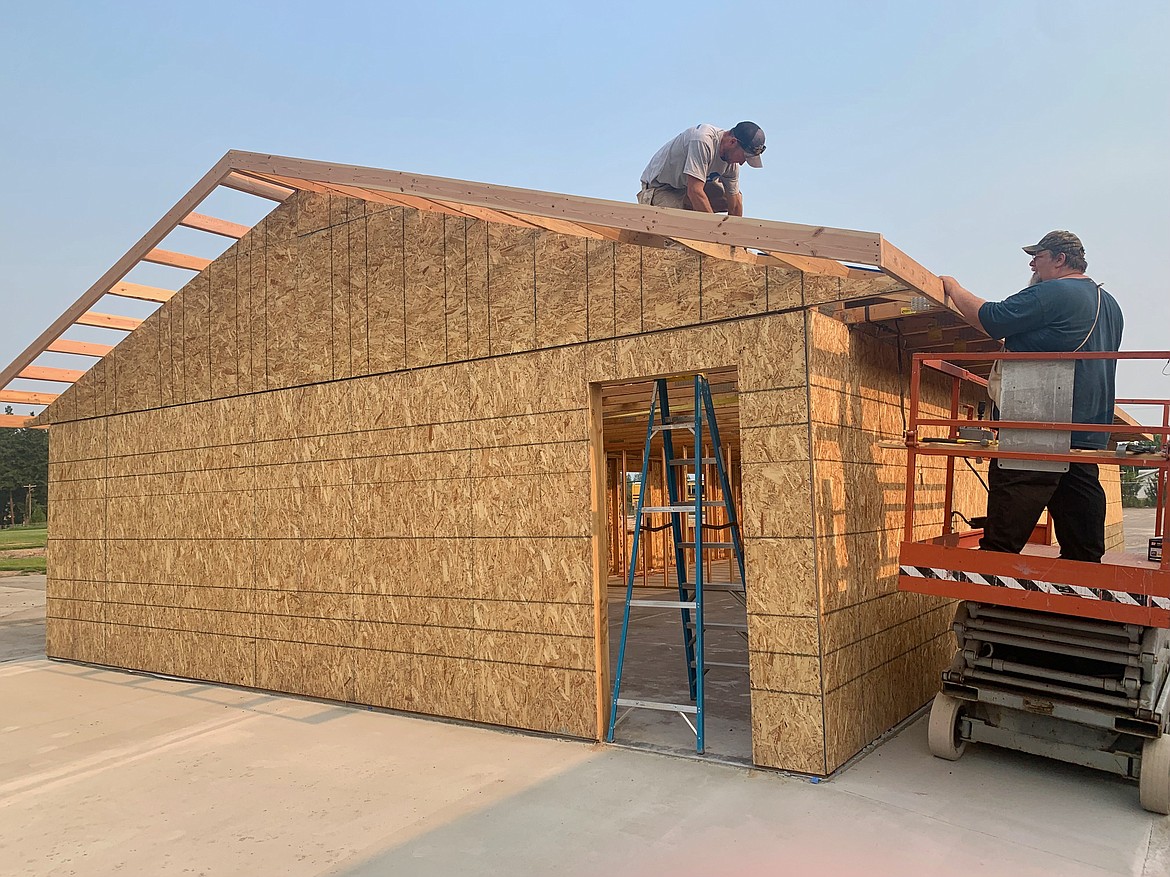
[0,526,48,551]
[0,556,46,574]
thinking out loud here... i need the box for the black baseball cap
[729,121,766,168]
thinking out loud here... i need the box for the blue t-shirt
[978,277,1123,449]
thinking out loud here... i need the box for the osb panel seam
[824,629,952,696]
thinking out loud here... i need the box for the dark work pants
[980,460,1106,562]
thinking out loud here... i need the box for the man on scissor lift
[940,231,1124,562]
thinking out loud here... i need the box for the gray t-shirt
[640,124,741,196]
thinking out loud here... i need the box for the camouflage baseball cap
[1022,230,1084,257]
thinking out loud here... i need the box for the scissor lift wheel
[928,692,967,761]
[1140,734,1170,815]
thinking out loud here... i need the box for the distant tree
[0,423,49,526]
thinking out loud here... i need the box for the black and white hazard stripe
[900,565,1170,610]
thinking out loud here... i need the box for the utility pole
[23,483,36,526]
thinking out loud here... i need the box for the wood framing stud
[47,339,115,357]
[77,311,143,331]
[17,365,84,383]
[180,212,252,239]
[108,281,175,303]
[0,390,58,405]
[143,248,213,272]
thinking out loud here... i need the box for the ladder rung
[679,541,735,549]
[616,698,698,714]
[696,661,750,670]
[630,599,697,609]
[669,458,717,465]
[687,581,742,590]
[641,502,725,513]
[652,423,696,432]
[686,621,748,631]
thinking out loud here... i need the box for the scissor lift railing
[895,350,1169,626]
[887,350,1170,813]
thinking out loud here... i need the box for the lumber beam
[0,390,58,405]
[77,311,143,331]
[107,281,175,303]
[143,248,212,272]
[17,365,84,383]
[226,151,885,264]
[47,339,114,357]
[878,239,945,301]
[220,171,295,201]
[0,414,37,429]
[179,212,251,239]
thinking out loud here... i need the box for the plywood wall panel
[586,239,616,340]
[113,308,162,414]
[444,216,469,362]
[471,536,592,603]
[487,225,536,355]
[330,217,354,380]
[351,537,471,597]
[740,461,814,539]
[252,538,353,592]
[750,690,826,774]
[255,640,353,702]
[348,213,371,376]
[404,209,448,368]
[641,247,699,333]
[467,346,585,420]
[535,231,587,348]
[45,618,105,663]
[747,651,822,696]
[180,272,212,402]
[744,537,818,617]
[767,266,803,311]
[613,243,641,334]
[293,227,335,384]
[701,259,766,322]
[366,207,407,374]
[464,218,490,360]
[470,471,592,538]
[209,243,240,399]
[474,663,595,737]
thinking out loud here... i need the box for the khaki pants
[637,180,729,212]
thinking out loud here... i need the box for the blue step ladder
[606,373,747,753]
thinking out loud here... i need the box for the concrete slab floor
[2,574,1168,876]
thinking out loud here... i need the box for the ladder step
[652,422,696,433]
[692,661,750,670]
[616,698,698,714]
[630,599,697,609]
[679,541,735,549]
[669,457,717,465]
[686,621,748,631]
[641,502,726,513]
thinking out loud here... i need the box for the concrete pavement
[1,570,1166,877]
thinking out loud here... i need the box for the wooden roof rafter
[3,149,963,429]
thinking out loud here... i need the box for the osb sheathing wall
[807,311,992,773]
[46,190,843,768]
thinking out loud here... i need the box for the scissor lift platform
[891,351,1170,813]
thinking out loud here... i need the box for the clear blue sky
[2,0,1167,411]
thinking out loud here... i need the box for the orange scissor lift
[891,350,1170,813]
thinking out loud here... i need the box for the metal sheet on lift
[998,359,1074,472]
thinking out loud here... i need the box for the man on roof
[941,231,1124,563]
[637,122,766,216]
